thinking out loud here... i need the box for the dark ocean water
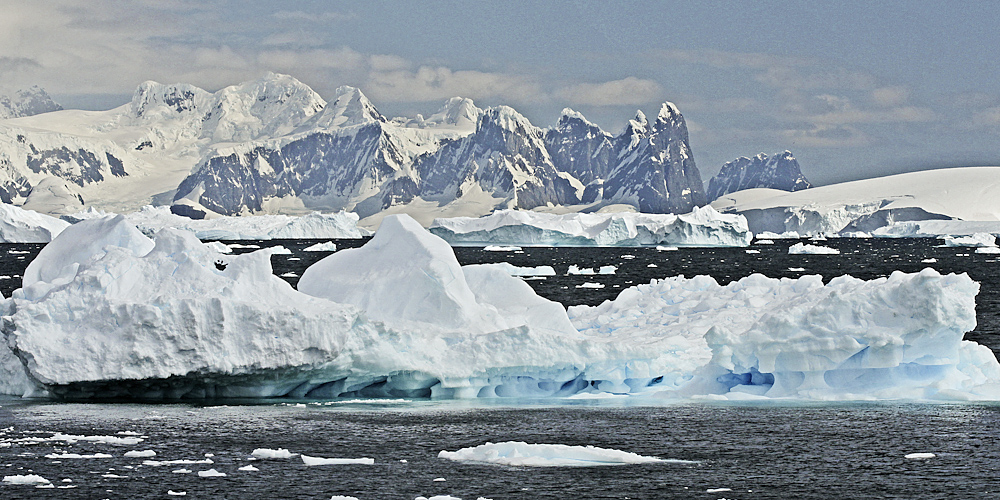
[2,237,1000,499]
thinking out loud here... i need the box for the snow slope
[711,167,1000,235]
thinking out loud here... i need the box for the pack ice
[2,213,999,401]
[428,205,751,247]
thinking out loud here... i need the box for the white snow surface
[429,206,751,247]
[4,213,1000,401]
[0,203,69,242]
[68,205,366,240]
[711,167,1000,236]
[437,442,677,467]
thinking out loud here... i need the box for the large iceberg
[0,203,69,242]
[65,205,368,240]
[3,213,999,401]
[428,206,752,247]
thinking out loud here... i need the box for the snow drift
[428,205,751,247]
[2,213,999,401]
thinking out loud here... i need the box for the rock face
[707,151,811,202]
[0,87,62,119]
[0,74,712,218]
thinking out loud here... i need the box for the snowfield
[2,213,999,401]
[712,166,1000,236]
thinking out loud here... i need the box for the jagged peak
[633,110,648,126]
[426,96,481,128]
[0,86,63,118]
[654,101,683,130]
[478,105,540,134]
[304,85,384,130]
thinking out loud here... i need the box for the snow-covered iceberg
[65,205,367,240]
[3,212,999,401]
[0,203,69,242]
[437,442,682,467]
[428,206,751,247]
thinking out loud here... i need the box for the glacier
[2,212,999,401]
[428,205,752,247]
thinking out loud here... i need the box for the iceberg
[942,233,997,248]
[3,212,999,401]
[65,205,368,240]
[0,203,69,243]
[428,206,751,247]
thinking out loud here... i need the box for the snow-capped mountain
[707,150,811,202]
[601,104,707,213]
[0,73,711,222]
[0,87,63,119]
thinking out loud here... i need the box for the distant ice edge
[2,213,1000,401]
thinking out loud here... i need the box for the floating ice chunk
[567,265,595,275]
[483,245,521,251]
[0,204,69,243]
[300,455,375,466]
[227,243,260,249]
[598,266,616,275]
[788,243,840,255]
[280,272,298,277]
[39,433,144,445]
[303,241,338,252]
[268,245,292,255]
[197,469,226,477]
[238,465,259,471]
[252,448,295,459]
[437,442,685,467]
[144,459,213,467]
[123,450,156,458]
[167,491,187,496]
[3,474,50,485]
[905,452,936,460]
[575,283,604,289]
[102,473,127,478]
[706,488,732,493]
[431,206,752,247]
[171,469,192,474]
[329,496,360,500]
[432,477,446,482]
[921,258,938,263]
[466,262,555,277]
[746,249,760,254]
[44,452,113,459]
[414,496,462,500]
[755,239,774,244]
[203,241,232,254]
[975,247,1000,254]
[756,231,801,239]
[656,245,678,251]
[788,267,806,271]
[943,233,996,248]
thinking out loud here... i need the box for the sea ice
[2,474,50,485]
[788,243,840,255]
[44,452,113,459]
[943,233,997,248]
[468,262,556,277]
[484,245,521,251]
[904,452,936,460]
[251,448,295,459]
[123,450,156,458]
[437,442,679,467]
[238,465,259,471]
[303,241,338,252]
[300,455,375,466]
[430,206,751,247]
[197,469,226,477]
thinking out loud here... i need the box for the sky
[2,0,999,184]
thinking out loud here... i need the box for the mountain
[0,73,711,222]
[0,87,63,119]
[707,150,811,202]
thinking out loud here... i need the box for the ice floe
[437,442,686,467]
[252,448,295,459]
[2,474,50,485]
[300,455,375,466]
[788,242,840,255]
[303,241,338,252]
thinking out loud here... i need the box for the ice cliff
[428,205,752,247]
[2,213,999,401]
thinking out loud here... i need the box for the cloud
[554,77,663,106]
[366,66,544,105]
[272,10,357,23]
[872,86,910,107]
[972,106,1000,127]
